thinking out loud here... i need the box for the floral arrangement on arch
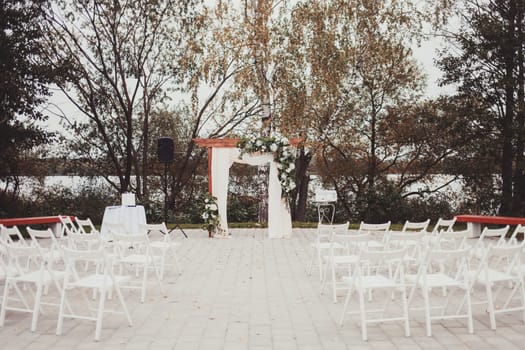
[237,134,296,198]
[201,192,224,236]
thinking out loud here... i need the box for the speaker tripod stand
[158,137,188,238]
[158,162,188,238]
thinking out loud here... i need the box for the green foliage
[0,0,55,194]
[227,195,258,223]
[0,181,115,223]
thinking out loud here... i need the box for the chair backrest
[139,223,169,241]
[426,247,471,275]
[431,218,456,235]
[473,242,524,282]
[317,222,349,243]
[111,231,152,255]
[357,248,407,279]
[477,225,510,248]
[61,246,108,275]
[3,244,43,277]
[27,227,61,257]
[437,228,473,249]
[75,217,99,234]
[0,225,26,245]
[66,230,103,250]
[104,222,128,236]
[359,221,391,233]
[402,219,430,233]
[508,224,525,245]
[60,215,79,237]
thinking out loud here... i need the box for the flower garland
[237,135,296,198]
[201,192,224,236]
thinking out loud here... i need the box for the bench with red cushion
[0,216,75,237]
[455,214,525,226]
[0,216,74,227]
[455,214,525,237]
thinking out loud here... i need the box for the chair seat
[469,269,515,284]
[311,242,343,249]
[119,254,162,265]
[331,255,359,265]
[68,274,131,289]
[366,240,384,248]
[343,275,398,289]
[150,241,181,249]
[14,270,66,284]
[407,273,463,288]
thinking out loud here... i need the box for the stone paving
[1,228,525,349]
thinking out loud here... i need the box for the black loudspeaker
[157,137,174,163]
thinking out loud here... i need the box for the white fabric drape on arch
[211,147,292,238]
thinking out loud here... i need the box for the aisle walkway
[1,229,524,349]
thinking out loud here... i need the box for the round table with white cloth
[100,205,147,235]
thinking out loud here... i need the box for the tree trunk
[291,147,312,222]
[500,0,517,215]
[513,1,525,215]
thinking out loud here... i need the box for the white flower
[256,139,263,146]
[288,163,295,170]
[210,204,217,211]
[202,213,209,219]
[276,162,283,169]
[270,143,278,152]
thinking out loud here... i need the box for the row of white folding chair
[0,225,151,340]
[338,238,525,340]
[322,228,430,303]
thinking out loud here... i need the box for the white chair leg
[0,282,10,327]
[402,286,410,337]
[94,288,106,341]
[422,284,432,336]
[486,282,497,330]
[358,288,367,341]
[56,286,67,336]
[31,282,44,332]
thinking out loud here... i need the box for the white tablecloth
[100,205,146,235]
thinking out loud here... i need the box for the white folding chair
[0,244,67,332]
[110,232,165,303]
[320,230,369,303]
[56,246,132,341]
[307,222,348,280]
[468,242,525,330]
[407,247,473,336]
[358,221,391,249]
[139,223,182,279]
[75,217,100,234]
[339,248,410,341]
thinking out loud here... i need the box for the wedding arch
[194,138,302,238]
